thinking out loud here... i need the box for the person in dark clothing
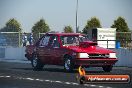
[28,33,34,45]
[22,32,27,47]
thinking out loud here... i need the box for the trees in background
[0,18,22,32]
[111,17,130,45]
[0,18,22,47]
[82,17,102,34]
[31,19,50,41]
[32,19,50,33]
[0,17,130,47]
[63,25,73,33]
[0,17,130,34]
[111,16,129,32]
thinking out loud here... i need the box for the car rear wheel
[102,65,112,72]
[31,54,44,70]
[64,56,74,72]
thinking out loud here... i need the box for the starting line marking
[0,75,113,88]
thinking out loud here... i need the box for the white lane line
[98,85,104,88]
[0,75,113,88]
[90,85,97,87]
[84,84,99,88]
[0,75,11,78]
[45,80,50,82]
[71,82,79,85]
[26,78,34,81]
[106,87,113,88]
[35,78,40,81]
[84,84,90,87]
[6,76,11,77]
[65,82,71,85]
[55,81,62,83]
[0,76,4,77]
[38,79,44,82]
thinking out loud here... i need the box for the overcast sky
[0,0,132,32]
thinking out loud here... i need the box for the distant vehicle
[25,33,118,72]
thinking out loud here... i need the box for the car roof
[46,33,85,36]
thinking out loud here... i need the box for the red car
[25,33,118,72]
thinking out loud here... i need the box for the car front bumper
[74,58,118,66]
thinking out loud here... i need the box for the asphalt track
[0,60,132,88]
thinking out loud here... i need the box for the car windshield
[60,35,89,46]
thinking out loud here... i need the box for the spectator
[22,32,27,47]
[28,33,34,45]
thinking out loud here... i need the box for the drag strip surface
[0,61,132,88]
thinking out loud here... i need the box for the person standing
[28,33,34,45]
[22,32,27,47]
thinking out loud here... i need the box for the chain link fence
[116,32,132,48]
[0,32,21,47]
[0,32,132,48]
[0,32,45,47]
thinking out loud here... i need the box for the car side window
[50,36,60,48]
[39,36,50,46]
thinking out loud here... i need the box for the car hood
[65,45,115,54]
[64,41,115,54]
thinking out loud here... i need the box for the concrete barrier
[0,48,5,58]
[114,48,132,67]
[0,47,26,60]
[0,47,132,67]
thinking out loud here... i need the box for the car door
[37,35,51,64]
[49,35,63,65]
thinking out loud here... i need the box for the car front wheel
[64,56,74,72]
[102,65,113,72]
[31,54,44,70]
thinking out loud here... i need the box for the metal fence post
[19,31,21,47]
[131,31,132,42]
[39,32,40,38]
[107,39,108,49]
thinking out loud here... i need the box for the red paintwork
[25,33,118,67]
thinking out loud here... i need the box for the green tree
[63,26,73,33]
[111,17,130,47]
[32,19,50,33]
[32,19,50,41]
[0,18,22,32]
[82,17,101,34]
[111,17,129,32]
[0,18,22,47]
